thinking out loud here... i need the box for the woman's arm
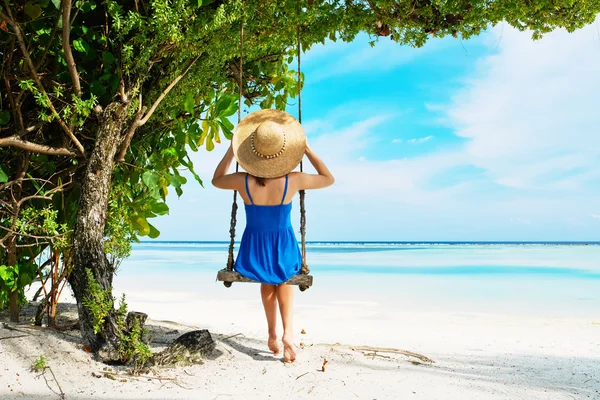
[211,144,243,190]
[294,144,335,190]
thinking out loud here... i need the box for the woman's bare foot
[268,334,281,355]
[282,335,296,363]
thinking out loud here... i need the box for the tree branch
[18,178,74,205]
[16,195,52,206]
[228,61,262,101]
[114,106,146,162]
[4,75,24,132]
[138,53,202,126]
[0,6,86,158]
[0,135,78,157]
[62,0,82,97]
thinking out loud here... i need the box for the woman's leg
[261,284,280,354]
[275,284,296,362]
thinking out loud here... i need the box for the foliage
[83,271,151,371]
[30,355,47,373]
[81,268,113,335]
[0,260,37,309]
[115,294,152,373]
[105,185,136,269]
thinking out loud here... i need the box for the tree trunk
[69,102,129,354]
[8,154,28,322]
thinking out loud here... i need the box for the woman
[212,109,334,362]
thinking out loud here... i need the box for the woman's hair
[255,176,266,187]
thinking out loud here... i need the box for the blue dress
[234,174,302,285]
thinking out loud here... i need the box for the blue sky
[153,21,600,241]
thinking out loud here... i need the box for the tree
[1,0,598,359]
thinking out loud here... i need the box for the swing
[216,1,313,291]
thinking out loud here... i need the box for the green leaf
[80,1,97,13]
[206,131,215,151]
[0,265,16,290]
[175,187,183,197]
[220,96,239,117]
[170,174,187,188]
[24,2,43,20]
[215,95,235,117]
[90,80,107,96]
[0,167,8,183]
[190,170,203,187]
[150,202,169,216]
[132,217,150,236]
[197,0,215,6]
[148,223,160,239]
[218,117,234,140]
[102,51,115,65]
[130,169,140,186]
[17,262,37,288]
[27,173,42,192]
[161,147,178,162]
[73,38,90,54]
[184,92,195,114]
[51,0,60,9]
[141,171,159,188]
[39,0,49,7]
[0,110,10,126]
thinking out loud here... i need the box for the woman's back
[242,174,292,206]
[243,174,293,232]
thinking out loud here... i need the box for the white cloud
[407,136,433,144]
[443,22,600,191]
[592,214,600,220]
[298,21,600,239]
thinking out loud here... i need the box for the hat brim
[232,109,306,178]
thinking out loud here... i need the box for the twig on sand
[159,379,193,391]
[319,343,434,364]
[363,352,391,360]
[37,366,65,399]
[296,371,314,380]
[350,346,434,364]
[103,372,177,381]
[0,334,28,340]
[2,323,31,334]
[105,372,193,390]
[220,333,245,342]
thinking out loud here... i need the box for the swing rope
[297,1,309,277]
[225,0,244,276]
[223,0,310,289]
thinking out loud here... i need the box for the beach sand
[1,278,599,400]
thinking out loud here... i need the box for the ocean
[114,242,600,318]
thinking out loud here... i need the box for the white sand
[1,282,599,400]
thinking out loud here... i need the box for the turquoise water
[117,242,600,316]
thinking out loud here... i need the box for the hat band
[250,132,287,160]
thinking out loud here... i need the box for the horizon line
[138,240,600,245]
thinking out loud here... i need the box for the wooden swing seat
[216,269,313,287]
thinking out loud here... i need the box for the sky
[153,19,600,242]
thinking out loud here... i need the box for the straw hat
[232,109,306,178]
